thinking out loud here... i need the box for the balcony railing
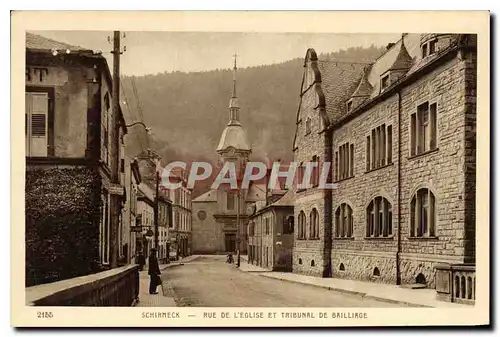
[435,263,475,305]
[26,265,139,306]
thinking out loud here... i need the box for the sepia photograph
[11,10,490,327]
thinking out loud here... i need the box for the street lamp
[125,121,152,135]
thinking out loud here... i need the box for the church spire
[228,53,240,125]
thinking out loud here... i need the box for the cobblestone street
[162,256,403,307]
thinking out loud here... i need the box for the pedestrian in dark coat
[148,248,161,294]
[137,252,146,271]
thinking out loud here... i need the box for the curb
[258,274,433,308]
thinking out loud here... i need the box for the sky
[33,31,400,76]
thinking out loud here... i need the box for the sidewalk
[135,255,199,307]
[135,270,176,307]
[256,271,469,308]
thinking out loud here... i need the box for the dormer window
[429,40,437,55]
[347,99,353,112]
[305,117,312,135]
[381,75,390,90]
[422,39,437,58]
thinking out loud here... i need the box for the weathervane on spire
[232,52,238,98]
[233,52,238,70]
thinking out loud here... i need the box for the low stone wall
[26,265,140,306]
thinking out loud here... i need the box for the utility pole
[110,30,121,268]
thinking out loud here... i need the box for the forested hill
[121,45,386,190]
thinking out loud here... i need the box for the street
[162,256,403,307]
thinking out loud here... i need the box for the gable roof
[26,32,91,53]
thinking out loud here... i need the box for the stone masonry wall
[330,48,473,288]
[399,54,469,266]
[330,94,399,283]
[292,69,327,277]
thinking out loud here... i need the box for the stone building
[166,169,193,259]
[135,149,173,262]
[248,190,295,271]
[292,33,476,290]
[137,183,155,257]
[120,157,142,265]
[25,33,128,285]
[192,57,266,254]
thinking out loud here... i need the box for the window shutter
[28,93,49,157]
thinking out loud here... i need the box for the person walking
[148,248,161,295]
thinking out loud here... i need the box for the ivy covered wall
[25,167,103,287]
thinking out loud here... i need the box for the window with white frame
[411,102,437,156]
[410,188,436,237]
[25,91,49,157]
[335,203,353,238]
[366,197,392,238]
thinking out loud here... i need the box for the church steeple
[228,53,240,125]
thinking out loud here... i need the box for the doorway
[224,234,236,252]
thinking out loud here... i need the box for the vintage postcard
[11,11,490,327]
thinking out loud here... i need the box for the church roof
[192,190,217,203]
[216,124,251,152]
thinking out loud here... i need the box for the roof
[366,34,422,98]
[316,60,366,123]
[387,39,413,71]
[351,66,373,98]
[271,189,295,207]
[193,190,217,203]
[216,124,251,152]
[26,32,91,53]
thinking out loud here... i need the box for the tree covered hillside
[122,45,386,196]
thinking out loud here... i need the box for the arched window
[298,258,303,265]
[298,211,306,239]
[309,208,319,239]
[366,197,392,237]
[410,188,436,237]
[335,203,353,238]
[373,267,380,277]
[339,263,345,271]
[311,260,315,267]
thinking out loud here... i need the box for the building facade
[191,57,266,254]
[292,33,476,289]
[25,33,128,286]
[248,190,295,271]
[167,170,193,259]
[120,157,142,265]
